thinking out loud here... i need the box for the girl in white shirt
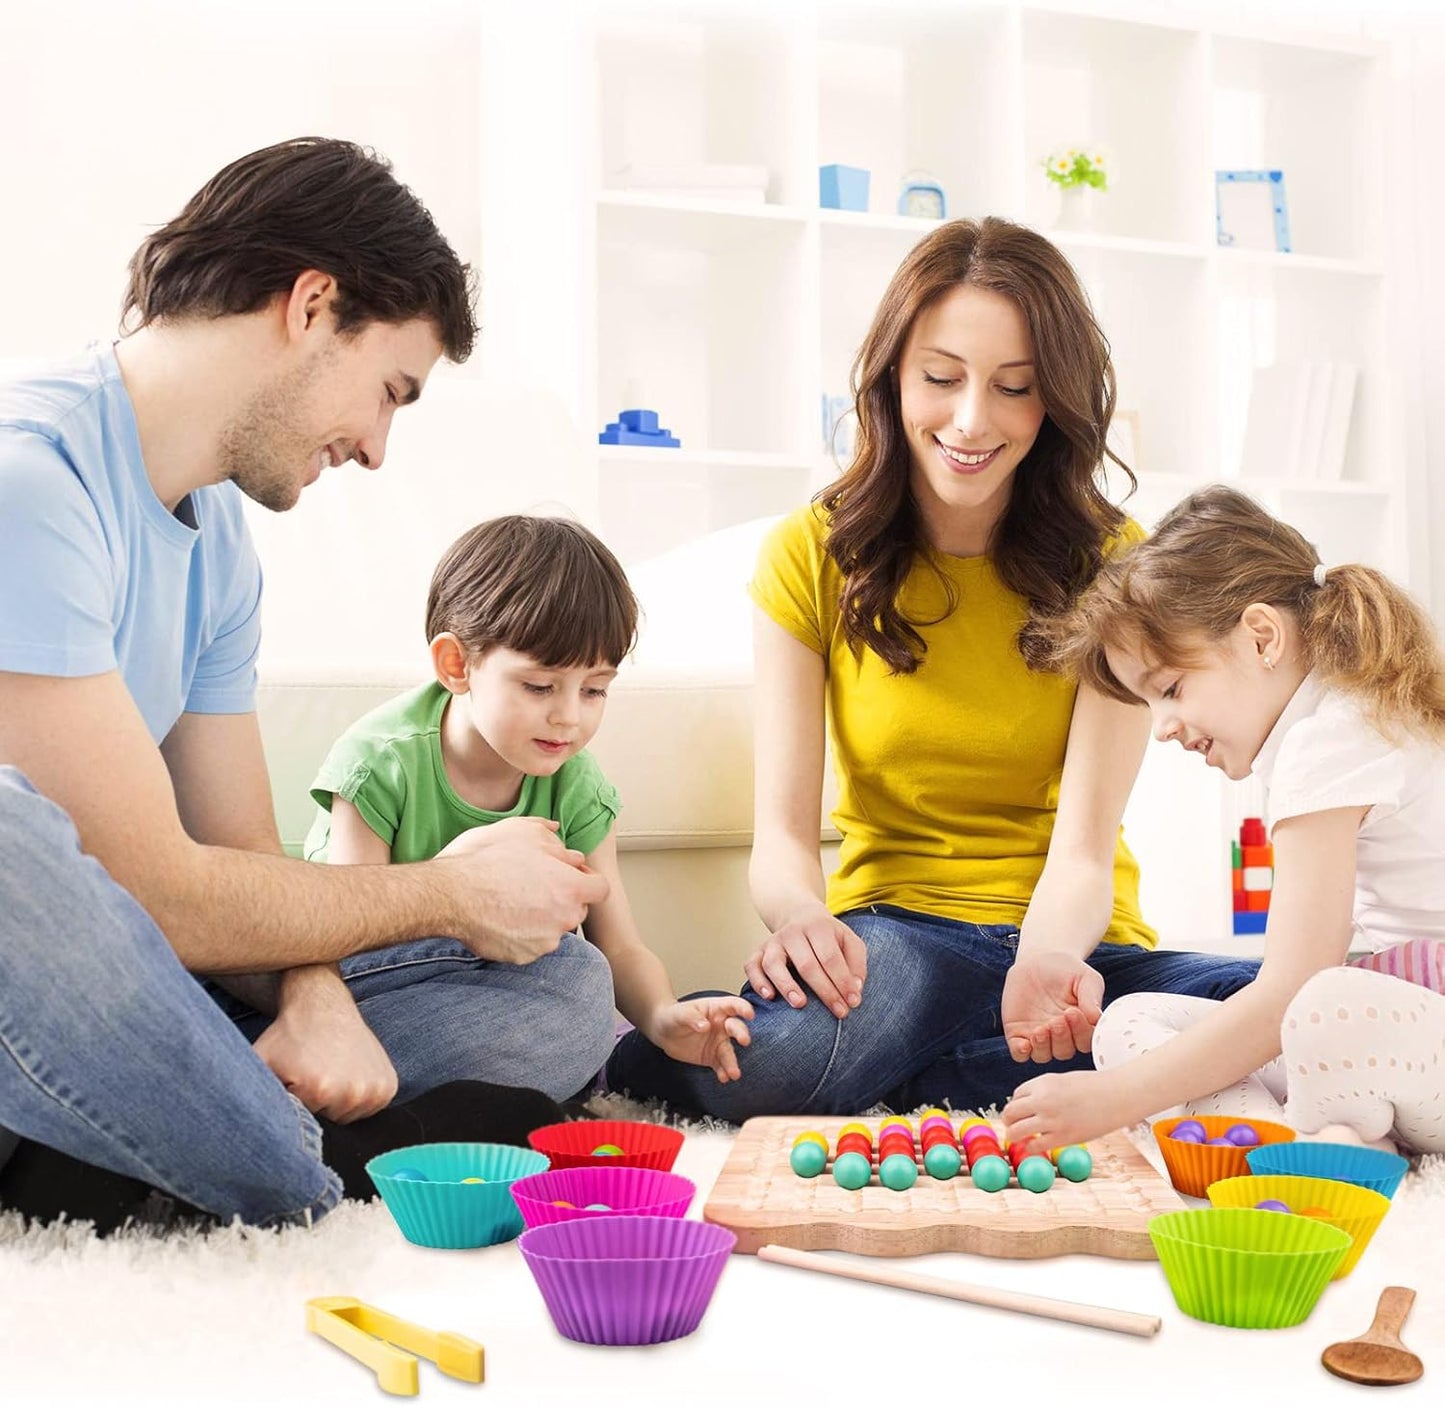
[1001,485,1445,1155]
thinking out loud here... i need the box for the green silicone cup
[1148,1207,1350,1329]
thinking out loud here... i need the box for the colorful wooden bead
[390,1168,429,1181]
[1225,1123,1262,1147]
[923,1143,962,1180]
[1054,1145,1093,1183]
[591,1144,625,1156]
[879,1153,919,1191]
[832,1151,872,1190]
[1016,1156,1056,1194]
[790,1140,828,1178]
[970,1154,1011,1193]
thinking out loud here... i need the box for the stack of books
[1239,360,1359,482]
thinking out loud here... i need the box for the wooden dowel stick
[757,1244,1162,1338]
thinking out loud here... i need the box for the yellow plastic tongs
[306,1295,485,1397]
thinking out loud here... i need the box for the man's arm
[162,708,401,1119]
[0,669,605,971]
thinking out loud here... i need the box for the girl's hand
[1001,1069,1137,1150]
[743,904,867,1019]
[652,996,755,1083]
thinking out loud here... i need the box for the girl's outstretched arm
[1002,805,1366,1148]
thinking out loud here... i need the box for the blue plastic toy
[598,408,680,448]
[819,164,869,212]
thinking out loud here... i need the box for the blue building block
[819,164,869,212]
[1231,910,1269,935]
[598,407,680,448]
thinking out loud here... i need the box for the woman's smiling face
[897,283,1047,554]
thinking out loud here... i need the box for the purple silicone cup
[518,1214,736,1346]
[510,1166,697,1230]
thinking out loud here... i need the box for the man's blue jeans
[606,904,1261,1119]
[0,767,615,1225]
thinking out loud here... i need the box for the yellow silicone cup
[1206,1174,1391,1279]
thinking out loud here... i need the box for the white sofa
[255,517,1237,992]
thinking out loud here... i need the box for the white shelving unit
[545,2,1413,951]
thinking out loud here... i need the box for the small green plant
[1043,147,1108,192]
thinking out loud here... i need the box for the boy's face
[464,646,618,777]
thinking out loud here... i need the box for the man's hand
[437,817,610,963]
[742,903,866,1019]
[1002,950,1105,1063]
[254,969,398,1122]
[649,996,755,1083]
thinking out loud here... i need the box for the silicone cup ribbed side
[510,1166,696,1229]
[526,1120,685,1172]
[367,1142,551,1250]
[519,1215,736,1345]
[1149,1207,1350,1328]
[1246,1141,1409,1199]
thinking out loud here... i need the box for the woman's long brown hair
[820,216,1133,674]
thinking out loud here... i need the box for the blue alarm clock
[898,173,946,221]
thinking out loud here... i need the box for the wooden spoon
[1322,1286,1424,1386]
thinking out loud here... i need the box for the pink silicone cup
[518,1214,736,1346]
[510,1166,696,1230]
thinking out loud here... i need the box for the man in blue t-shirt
[0,139,614,1232]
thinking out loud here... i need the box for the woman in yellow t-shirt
[606,217,1259,1118]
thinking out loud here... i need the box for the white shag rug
[2,1103,1442,1407]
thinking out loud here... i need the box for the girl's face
[1104,622,1297,780]
[896,284,1047,553]
[461,646,616,777]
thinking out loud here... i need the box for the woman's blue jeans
[0,768,616,1226]
[606,903,1261,1119]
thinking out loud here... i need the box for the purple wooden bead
[1206,1137,1234,1146]
[1225,1123,1262,1147]
[1255,1199,1292,1213]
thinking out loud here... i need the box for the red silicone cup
[519,1214,736,1346]
[526,1120,684,1172]
[510,1166,697,1230]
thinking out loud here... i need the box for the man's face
[219,316,443,512]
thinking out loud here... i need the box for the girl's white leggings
[1092,965,1445,1154]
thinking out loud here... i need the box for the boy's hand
[438,817,609,963]
[743,903,867,1019]
[1000,1069,1134,1151]
[1002,950,1104,1063]
[651,996,755,1083]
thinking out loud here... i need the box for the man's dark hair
[122,137,476,360]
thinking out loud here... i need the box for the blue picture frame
[1215,170,1291,253]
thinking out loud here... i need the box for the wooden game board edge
[702,1116,1185,1262]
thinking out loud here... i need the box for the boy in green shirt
[308,516,753,1093]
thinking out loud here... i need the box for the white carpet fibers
[2,1133,1441,1407]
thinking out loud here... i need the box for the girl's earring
[1262,653,1275,670]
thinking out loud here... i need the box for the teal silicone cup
[1245,1141,1410,1199]
[367,1142,551,1249]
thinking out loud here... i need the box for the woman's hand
[1001,950,1105,1062]
[743,904,867,1019]
[650,996,755,1082]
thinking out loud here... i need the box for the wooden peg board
[703,1116,1185,1260]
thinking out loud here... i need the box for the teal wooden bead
[1055,1145,1093,1183]
[879,1152,919,1191]
[790,1140,828,1178]
[390,1167,429,1182]
[923,1143,962,1180]
[1017,1155,1056,1193]
[832,1151,872,1190]
[971,1154,1011,1193]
